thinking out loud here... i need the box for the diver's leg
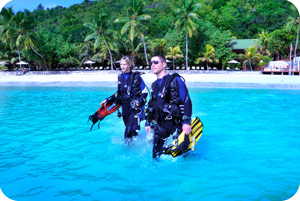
[121,103,130,125]
[152,125,170,158]
[124,112,138,140]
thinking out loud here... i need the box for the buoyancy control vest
[147,73,185,124]
[117,71,146,105]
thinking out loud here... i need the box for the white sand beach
[0,71,300,89]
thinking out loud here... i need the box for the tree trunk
[104,40,114,70]
[30,45,48,71]
[88,43,91,59]
[173,57,175,70]
[18,50,22,70]
[294,22,299,74]
[18,50,21,62]
[289,43,292,75]
[140,37,149,66]
[185,31,188,70]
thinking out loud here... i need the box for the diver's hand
[182,124,191,135]
[101,100,107,106]
[145,126,152,133]
[145,126,154,142]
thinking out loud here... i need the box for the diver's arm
[145,85,155,129]
[136,75,148,105]
[101,78,121,105]
[106,93,116,102]
[176,77,192,135]
[176,77,192,124]
[145,98,154,127]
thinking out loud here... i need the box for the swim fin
[88,98,120,131]
[164,117,203,157]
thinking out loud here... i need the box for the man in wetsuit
[102,56,148,143]
[145,55,192,158]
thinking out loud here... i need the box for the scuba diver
[101,56,148,143]
[145,55,192,159]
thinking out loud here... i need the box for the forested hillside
[0,0,299,70]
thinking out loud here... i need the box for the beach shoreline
[0,71,300,89]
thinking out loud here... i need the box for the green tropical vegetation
[0,0,299,71]
[195,44,218,69]
[165,45,184,69]
[239,46,262,71]
[115,0,151,66]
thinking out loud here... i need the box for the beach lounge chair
[213,67,218,70]
[196,66,200,70]
[176,66,180,70]
[191,66,196,70]
[181,66,186,70]
[201,66,205,70]
[235,67,240,71]
[226,67,231,71]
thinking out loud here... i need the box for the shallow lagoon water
[0,86,299,201]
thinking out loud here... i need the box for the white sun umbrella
[0,61,7,66]
[227,60,239,64]
[84,60,95,68]
[227,60,240,70]
[16,61,28,65]
[166,59,172,63]
[16,61,29,69]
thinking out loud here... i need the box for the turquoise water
[0,86,299,201]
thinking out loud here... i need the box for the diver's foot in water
[183,152,191,158]
[152,151,161,161]
[124,138,133,145]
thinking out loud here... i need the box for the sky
[0,0,300,12]
[0,0,299,14]
[1,0,84,12]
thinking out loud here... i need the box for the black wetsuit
[107,72,147,139]
[146,73,192,158]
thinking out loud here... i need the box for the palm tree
[254,29,271,56]
[195,44,218,70]
[79,41,94,66]
[152,38,166,55]
[286,16,300,72]
[239,46,262,71]
[92,42,119,67]
[84,12,117,70]
[114,0,151,65]
[0,8,16,49]
[14,13,48,70]
[1,9,48,70]
[174,0,200,69]
[165,46,184,69]
[221,52,236,71]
